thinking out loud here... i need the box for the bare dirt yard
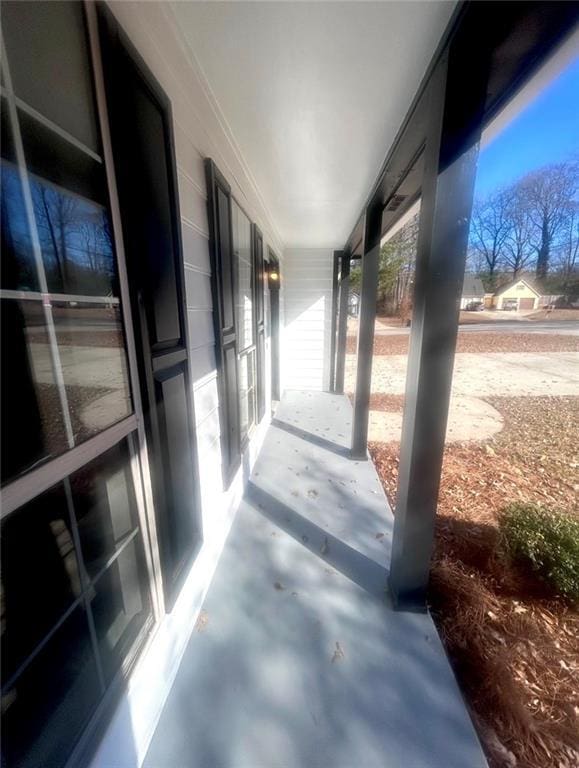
[350,331,579,768]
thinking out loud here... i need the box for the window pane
[1,0,100,152]
[51,298,132,443]
[71,441,140,579]
[232,203,254,350]
[26,170,114,298]
[1,483,82,684]
[90,537,151,684]
[238,349,256,441]
[0,294,71,482]
[1,106,38,292]
[1,605,101,768]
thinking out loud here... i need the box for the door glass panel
[1,605,101,768]
[1,0,100,152]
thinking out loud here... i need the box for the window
[206,160,267,485]
[232,200,256,443]
[0,3,154,765]
[1,441,152,768]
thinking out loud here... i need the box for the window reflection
[0,165,132,484]
[1,604,100,768]
[0,441,152,768]
[1,483,82,685]
[30,176,117,296]
[71,441,140,579]
[91,538,151,683]
[1,161,38,291]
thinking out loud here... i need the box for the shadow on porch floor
[144,391,487,768]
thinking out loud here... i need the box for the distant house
[460,274,485,309]
[492,278,541,311]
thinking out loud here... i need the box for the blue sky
[473,56,579,199]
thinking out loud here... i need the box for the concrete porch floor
[144,391,487,768]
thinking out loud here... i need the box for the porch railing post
[351,203,382,459]
[388,55,481,610]
[329,251,341,392]
[334,252,350,395]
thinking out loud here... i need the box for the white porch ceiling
[171,1,456,249]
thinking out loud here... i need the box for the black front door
[99,10,202,609]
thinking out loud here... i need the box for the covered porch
[143,391,486,768]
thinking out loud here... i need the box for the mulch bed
[346,332,579,356]
[365,394,406,413]
[370,396,579,768]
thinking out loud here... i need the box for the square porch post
[334,252,350,395]
[388,56,481,611]
[329,251,342,392]
[351,202,382,458]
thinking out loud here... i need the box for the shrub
[498,503,579,601]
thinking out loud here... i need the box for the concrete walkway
[144,391,487,768]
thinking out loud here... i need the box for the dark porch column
[334,252,350,395]
[388,57,481,610]
[350,203,382,459]
[329,251,341,392]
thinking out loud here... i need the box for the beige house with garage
[493,278,542,310]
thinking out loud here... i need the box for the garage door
[519,298,535,310]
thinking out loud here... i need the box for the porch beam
[328,251,341,392]
[350,201,382,459]
[388,56,480,610]
[334,252,350,395]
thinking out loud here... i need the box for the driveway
[346,346,579,444]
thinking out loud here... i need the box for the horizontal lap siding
[282,248,334,392]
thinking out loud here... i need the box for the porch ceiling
[170,1,456,249]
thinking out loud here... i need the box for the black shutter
[205,159,241,486]
[252,223,266,421]
[99,9,202,610]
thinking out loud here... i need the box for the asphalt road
[375,321,579,336]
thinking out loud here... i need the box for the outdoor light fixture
[268,266,280,289]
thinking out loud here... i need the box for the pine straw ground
[370,396,579,768]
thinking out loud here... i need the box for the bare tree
[33,184,79,289]
[555,201,579,288]
[468,189,510,286]
[503,187,535,278]
[519,161,579,279]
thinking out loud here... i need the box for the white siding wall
[90,4,282,766]
[281,248,334,392]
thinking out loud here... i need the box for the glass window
[0,440,152,768]
[238,348,256,443]
[1,484,82,684]
[1,1,100,152]
[71,441,141,579]
[231,201,257,440]
[1,605,101,768]
[1,4,154,767]
[232,201,254,350]
[1,65,133,488]
[90,537,151,684]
